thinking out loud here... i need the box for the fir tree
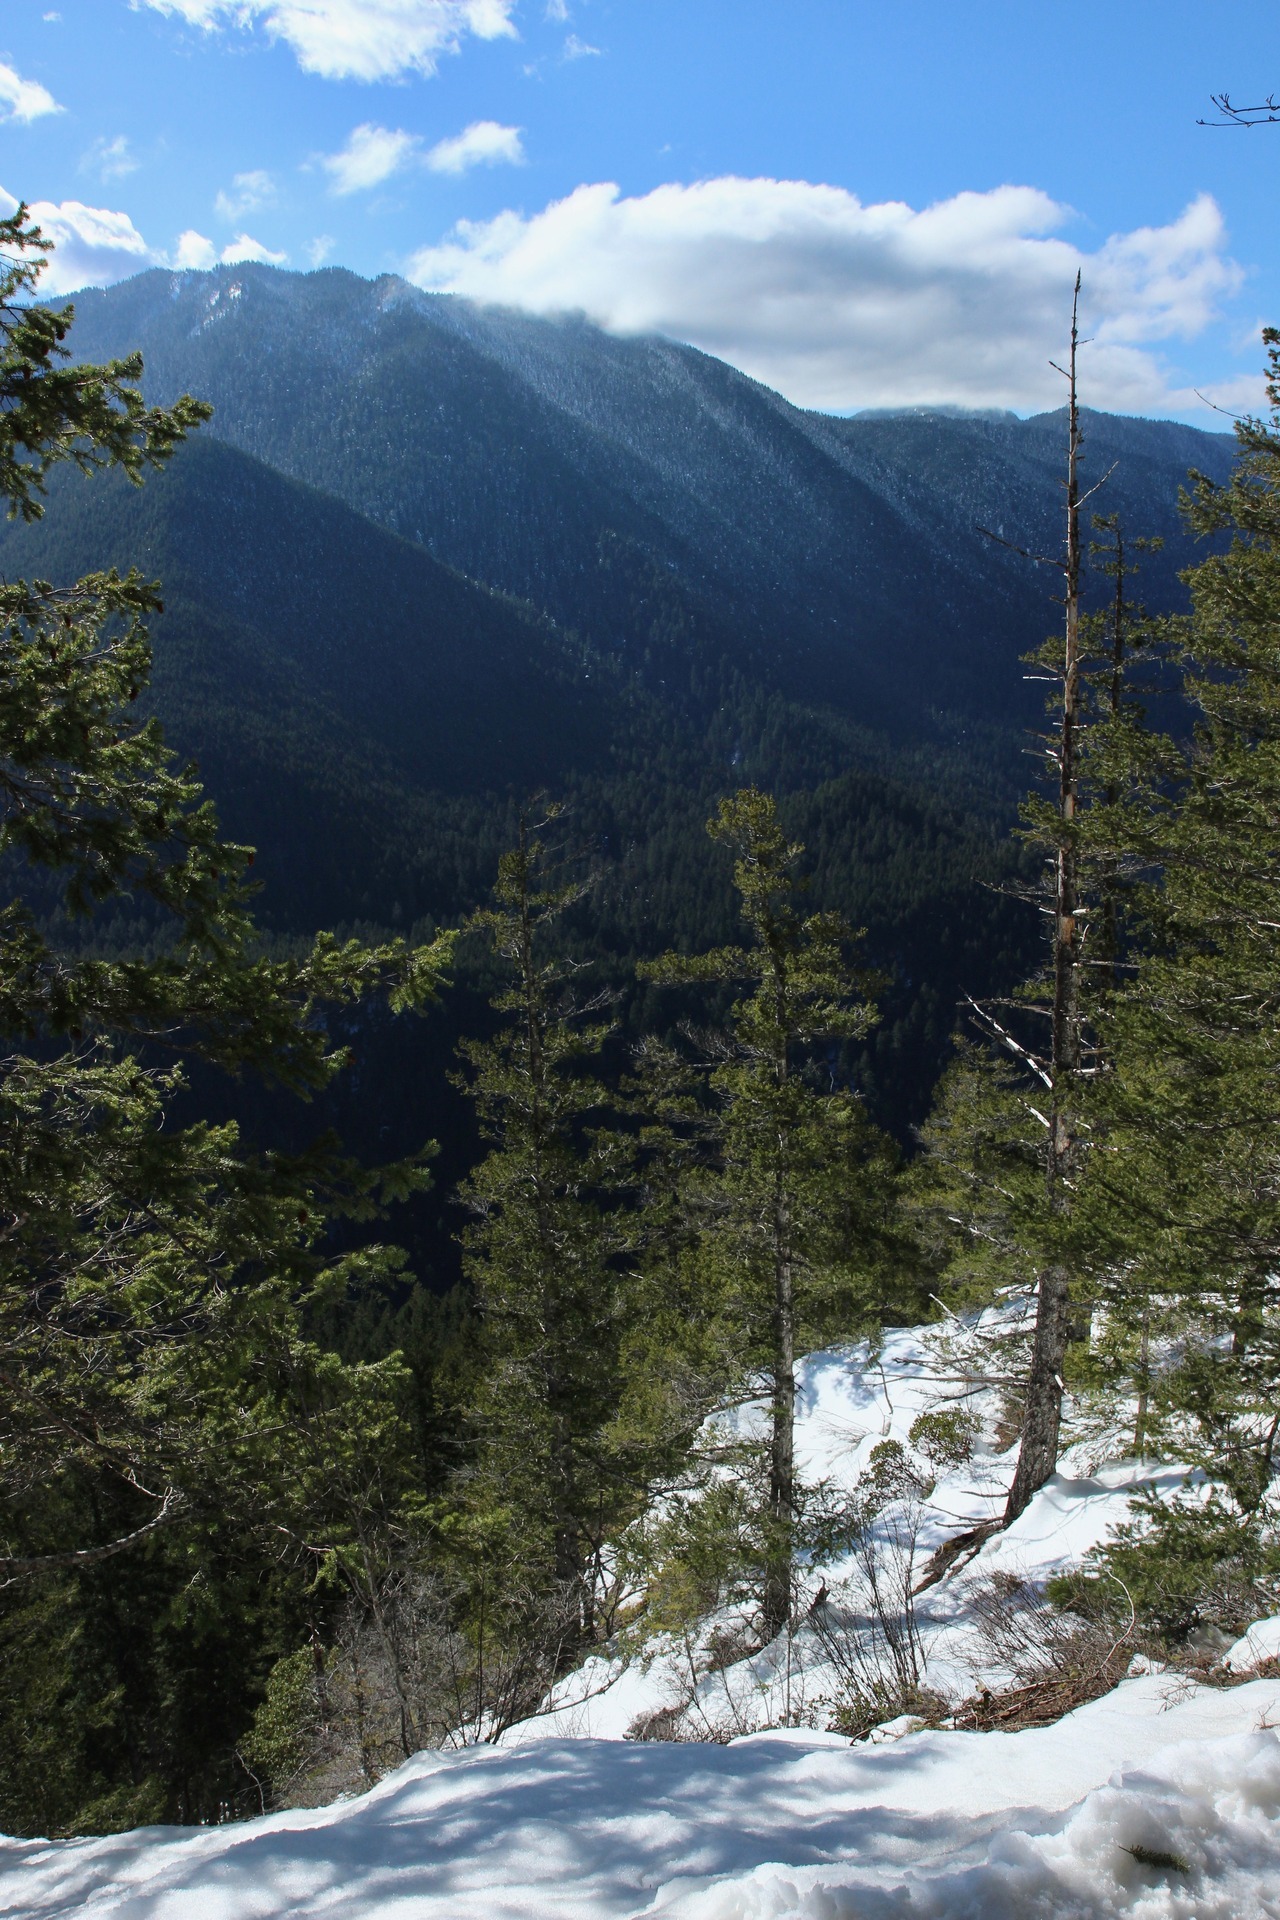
[914,297,1176,1511]
[454,810,637,1647]
[0,204,454,1825]
[1082,333,1280,1502]
[642,789,897,1640]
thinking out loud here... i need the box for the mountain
[0,436,622,929]
[4,1318,1277,1910]
[62,264,1235,760]
[2,263,1241,1154]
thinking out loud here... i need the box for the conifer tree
[0,203,452,1633]
[642,789,895,1640]
[455,811,637,1646]
[1082,333,1280,1502]
[916,288,1175,1517]
[994,280,1092,1522]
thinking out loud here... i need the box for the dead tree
[974,277,1110,1524]
[1000,276,1089,1523]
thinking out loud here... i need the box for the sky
[1,1,1278,422]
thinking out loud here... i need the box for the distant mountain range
[0,262,1240,1161]
[59,263,1233,754]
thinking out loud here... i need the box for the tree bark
[762,1157,796,1642]
[1005,274,1084,1527]
[1004,1263,1072,1520]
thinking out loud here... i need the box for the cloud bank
[408,176,1247,415]
[0,59,62,123]
[138,0,518,82]
[0,187,287,288]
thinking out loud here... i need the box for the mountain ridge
[61,263,1235,760]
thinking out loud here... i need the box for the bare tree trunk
[1133,1307,1150,1460]
[1006,274,1084,1527]
[762,1153,795,1641]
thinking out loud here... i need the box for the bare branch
[0,1486,184,1585]
[1199,92,1280,127]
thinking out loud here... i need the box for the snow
[4,1315,1278,1916]
[2,1677,1277,1918]
[509,1315,1183,1744]
[1226,1614,1280,1673]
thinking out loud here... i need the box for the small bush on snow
[1051,1488,1280,1647]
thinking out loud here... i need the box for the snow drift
[2,1675,1277,1918]
[4,1317,1279,1917]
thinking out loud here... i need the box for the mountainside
[7,1314,1280,1916]
[4,263,1240,1151]
[63,264,1236,757]
[0,436,621,928]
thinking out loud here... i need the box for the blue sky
[2,1,1278,419]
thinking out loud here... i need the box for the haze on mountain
[1,259,1233,1167]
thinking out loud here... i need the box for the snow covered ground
[515,1311,1190,1744]
[4,1314,1279,1917]
[3,1675,1277,1917]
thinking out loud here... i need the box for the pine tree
[1081,332,1280,1503]
[642,789,897,1641]
[915,288,1176,1516]
[454,811,637,1648]
[0,204,454,1820]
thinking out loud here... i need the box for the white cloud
[0,187,288,290]
[80,135,139,183]
[220,231,287,265]
[562,32,598,58]
[319,118,523,193]
[426,120,524,174]
[322,124,421,195]
[172,227,288,270]
[214,169,276,221]
[306,233,335,267]
[138,0,518,82]
[172,228,216,269]
[407,177,1245,416]
[544,0,568,18]
[0,58,62,122]
[0,185,150,293]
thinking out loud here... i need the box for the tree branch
[0,1486,183,1584]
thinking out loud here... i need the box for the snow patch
[1225,1614,1280,1674]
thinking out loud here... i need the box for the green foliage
[642,790,906,1359]
[909,498,1188,1490]
[0,207,210,521]
[240,1646,323,1808]
[1072,335,1280,1495]
[1122,1844,1191,1875]
[453,812,642,1639]
[638,790,909,1637]
[1051,1489,1280,1646]
[624,1476,765,1637]
[907,1038,1054,1305]
[908,1405,980,1474]
[0,204,455,1833]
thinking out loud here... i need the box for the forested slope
[63,264,1234,756]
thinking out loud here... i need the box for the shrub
[1049,1490,1280,1646]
